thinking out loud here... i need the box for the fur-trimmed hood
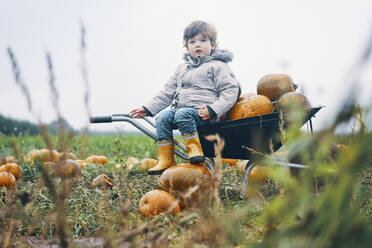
[183,49,234,67]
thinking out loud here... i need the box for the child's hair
[183,20,218,49]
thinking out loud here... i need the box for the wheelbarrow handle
[90,116,112,123]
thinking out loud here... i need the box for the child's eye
[201,39,207,42]
[189,40,195,44]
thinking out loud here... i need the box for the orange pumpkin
[85,155,108,165]
[139,189,181,217]
[0,172,16,188]
[140,158,159,172]
[249,165,271,182]
[0,163,23,180]
[157,164,214,209]
[277,92,311,112]
[55,159,81,178]
[221,158,239,167]
[228,94,274,120]
[25,149,60,163]
[257,74,295,101]
[91,174,113,190]
[0,156,17,166]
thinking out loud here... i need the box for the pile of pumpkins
[139,163,214,217]
[0,156,23,188]
[225,74,312,121]
[138,158,273,217]
[24,149,108,178]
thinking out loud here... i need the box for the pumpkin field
[1,104,372,247]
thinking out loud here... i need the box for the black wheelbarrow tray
[90,106,322,198]
[197,107,322,160]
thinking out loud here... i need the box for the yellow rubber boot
[148,140,176,175]
[183,132,205,164]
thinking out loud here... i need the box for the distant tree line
[0,114,40,135]
[0,114,141,136]
[0,114,76,136]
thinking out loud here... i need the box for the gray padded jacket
[144,49,240,120]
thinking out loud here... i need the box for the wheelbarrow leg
[239,162,255,199]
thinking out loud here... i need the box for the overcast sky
[1,0,372,133]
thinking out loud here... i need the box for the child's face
[187,33,215,59]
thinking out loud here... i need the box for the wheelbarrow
[89,106,322,198]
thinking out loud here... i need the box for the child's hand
[130,107,147,118]
[197,106,210,120]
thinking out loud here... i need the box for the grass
[0,119,371,248]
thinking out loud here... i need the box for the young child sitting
[130,20,240,175]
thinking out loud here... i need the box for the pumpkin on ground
[126,157,139,170]
[0,172,16,188]
[140,158,159,172]
[91,174,113,190]
[55,159,81,178]
[25,149,60,164]
[139,189,180,217]
[228,94,274,120]
[0,156,17,166]
[249,165,271,182]
[257,74,295,101]
[85,155,108,165]
[157,163,214,209]
[0,163,23,180]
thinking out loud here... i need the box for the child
[130,20,240,175]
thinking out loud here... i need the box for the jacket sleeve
[143,65,181,116]
[209,62,240,119]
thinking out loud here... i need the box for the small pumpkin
[0,156,17,166]
[139,189,181,217]
[140,158,159,172]
[0,163,23,180]
[91,174,113,190]
[126,157,139,170]
[157,163,214,209]
[228,94,274,120]
[85,155,108,165]
[0,172,16,188]
[257,74,295,101]
[249,165,271,182]
[277,92,311,112]
[55,159,81,178]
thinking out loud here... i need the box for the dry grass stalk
[278,110,287,145]
[242,145,266,158]
[6,47,34,114]
[79,22,91,160]
[205,134,224,210]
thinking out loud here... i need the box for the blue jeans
[155,108,211,141]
